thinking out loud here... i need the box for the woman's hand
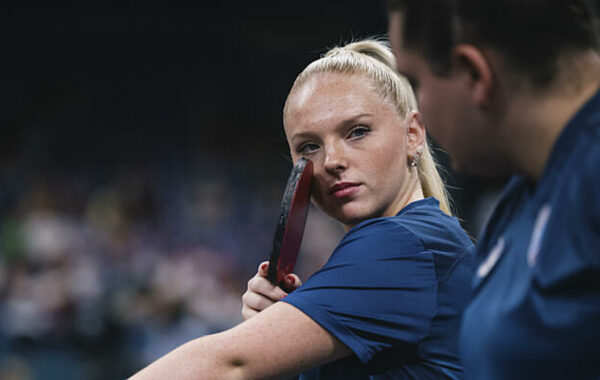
[241,261,302,320]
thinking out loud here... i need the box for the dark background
[2,2,389,169]
[0,3,499,379]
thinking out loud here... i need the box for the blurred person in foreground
[130,39,474,379]
[388,0,600,379]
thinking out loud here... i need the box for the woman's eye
[349,126,370,139]
[297,143,319,154]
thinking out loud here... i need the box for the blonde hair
[284,38,452,215]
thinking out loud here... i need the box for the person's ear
[453,44,494,107]
[405,110,426,155]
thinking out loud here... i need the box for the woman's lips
[330,183,361,198]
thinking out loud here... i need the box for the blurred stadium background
[0,2,503,379]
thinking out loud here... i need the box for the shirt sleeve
[281,218,437,365]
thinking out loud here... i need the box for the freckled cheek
[308,187,330,216]
[309,172,328,201]
[372,137,405,168]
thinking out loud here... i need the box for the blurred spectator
[0,157,341,379]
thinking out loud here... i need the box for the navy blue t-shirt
[459,88,600,379]
[283,197,474,379]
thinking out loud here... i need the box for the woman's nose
[323,142,347,174]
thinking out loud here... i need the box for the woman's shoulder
[350,198,468,241]
[342,213,422,249]
[333,201,435,262]
[338,198,473,264]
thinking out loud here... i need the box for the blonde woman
[131,39,473,380]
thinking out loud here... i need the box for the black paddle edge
[267,157,309,284]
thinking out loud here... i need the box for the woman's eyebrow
[290,131,319,145]
[340,113,373,124]
[333,112,374,131]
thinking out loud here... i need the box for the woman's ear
[453,44,494,107]
[405,110,426,156]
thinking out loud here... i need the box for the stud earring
[409,147,423,167]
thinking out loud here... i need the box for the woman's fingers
[257,261,270,277]
[257,261,303,293]
[242,261,293,320]
[247,274,288,301]
[241,291,277,320]
[281,273,302,293]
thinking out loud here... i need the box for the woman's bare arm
[129,301,350,380]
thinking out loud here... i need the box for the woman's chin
[317,201,377,228]
[334,211,373,230]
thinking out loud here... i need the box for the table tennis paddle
[267,157,313,285]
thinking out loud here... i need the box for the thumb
[282,273,302,292]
